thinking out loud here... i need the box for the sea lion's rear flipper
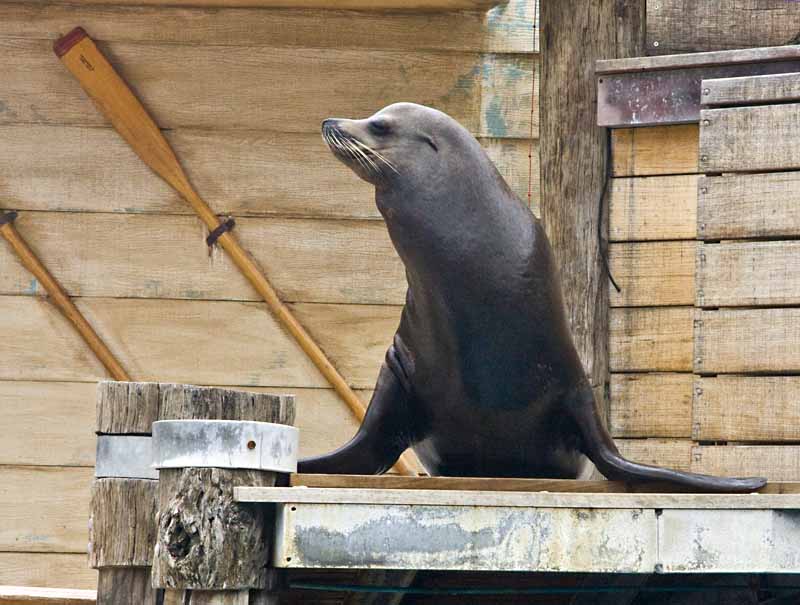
[297,357,415,475]
[567,385,767,492]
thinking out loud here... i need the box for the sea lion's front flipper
[297,356,415,475]
[567,385,767,492]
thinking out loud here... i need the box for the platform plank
[704,72,800,107]
[289,475,800,494]
[0,586,95,604]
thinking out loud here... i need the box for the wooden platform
[235,476,800,575]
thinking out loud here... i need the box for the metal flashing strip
[95,435,158,479]
[596,45,800,127]
[152,419,299,473]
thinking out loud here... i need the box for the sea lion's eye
[369,119,392,136]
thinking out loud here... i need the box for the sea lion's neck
[376,176,535,303]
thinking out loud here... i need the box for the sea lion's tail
[568,385,767,493]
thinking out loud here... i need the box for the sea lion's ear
[420,134,438,152]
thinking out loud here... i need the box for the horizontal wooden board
[692,446,800,482]
[0,211,406,305]
[0,586,95,604]
[0,0,535,53]
[15,0,503,10]
[700,104,800,173]
[609,241,695,307]
[609,373,693,438]
[0,125,536,219]
[0,295,399,389]
[696,308,800,374]
[611,125,699,177]
[698,241,800,308]
[694,376,800,442]
[0,381,366,464]
[2,38,535,138]
[616,439,693,473]
[609,307,694,372]
[0,382,96,467]
[704,72,800,107]
[608,175,697,242]
[0,552,96,590]
[699,172,800,240]
[291,474,800,494]
[645,0,800,55]
[0,465,93,553]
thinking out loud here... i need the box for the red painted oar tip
[54,27,89,58]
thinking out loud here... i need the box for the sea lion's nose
[322,118,340,132]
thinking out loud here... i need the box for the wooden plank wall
[0,0,536,589]
[645,0,800,55]
[608,113,800,486]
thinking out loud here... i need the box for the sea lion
[298,102,765,492]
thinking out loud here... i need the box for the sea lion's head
[322,103,492,198]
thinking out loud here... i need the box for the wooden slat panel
[611,125,699,177]
[645,0,800,55]
[700,104,800,173]
[692,446,800,482]
[0,382,366,464]
[616,439,692,472]
[609,307,694,372]
[699,172,800,240]
[609,175,697,242]
[0,0,535,53]
[696,308,800,374]
[609,241,695,307]
[609,373,693,438]
[0,125,536,219]
[0,382,95,467]
[15,0,503,10]
[0,466,93,553]
[0,586,95,604]
[0,553,96,590]
[704,72,800,107]
[1,38,534,137]
[698,241,800,308]
[695,376,800,442]
[0,295,399,388]
[0,212,406,305]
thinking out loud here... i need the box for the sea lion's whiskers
[345,138,379,174]
[351,139,399,174]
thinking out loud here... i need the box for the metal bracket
[152,419,298,473]
[95,435,158,479]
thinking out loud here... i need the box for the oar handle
[1,211,130,381]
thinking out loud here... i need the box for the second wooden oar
[0,210,130,381]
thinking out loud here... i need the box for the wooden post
[539,0,646,428]
[91,382,161,605]
[151,384,296,603]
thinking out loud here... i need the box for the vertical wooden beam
[539,0,645,427]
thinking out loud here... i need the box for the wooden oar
[54,27,418,475]
[0,210,130,381]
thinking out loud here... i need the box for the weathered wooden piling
[90,381,296,605]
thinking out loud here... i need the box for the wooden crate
[605,57,800,482]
